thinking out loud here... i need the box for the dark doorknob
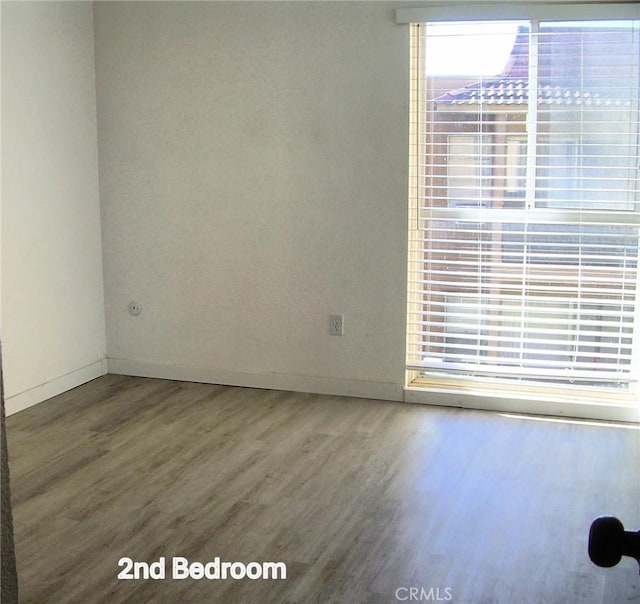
[588,516,640,572]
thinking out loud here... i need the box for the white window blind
[407,18,640,391]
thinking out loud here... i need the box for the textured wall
[96,2,409,399]
[2,1,106,413]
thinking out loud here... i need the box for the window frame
[403,6,640,422]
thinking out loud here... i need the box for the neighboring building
[431,24,638,213]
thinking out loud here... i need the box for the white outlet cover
[128,301,142,316]
[330,313,344,335]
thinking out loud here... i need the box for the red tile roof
[435,26,634,107]
[435,79,630,106]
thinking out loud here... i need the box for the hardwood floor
[6,375,640,603]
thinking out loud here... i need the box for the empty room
[1,1,639,603]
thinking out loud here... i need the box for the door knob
[588,516,640,572]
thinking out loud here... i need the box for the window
[404,8,640,420]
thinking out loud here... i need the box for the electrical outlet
[329,313,344,336]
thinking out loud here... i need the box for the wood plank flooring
[6,375,640,603]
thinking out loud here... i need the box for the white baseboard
[5,359,108,416]
[107,358,404,403]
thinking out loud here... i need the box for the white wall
[1,2,106,414]
[95,2,409,400]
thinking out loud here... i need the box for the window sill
[404,375,640,423]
